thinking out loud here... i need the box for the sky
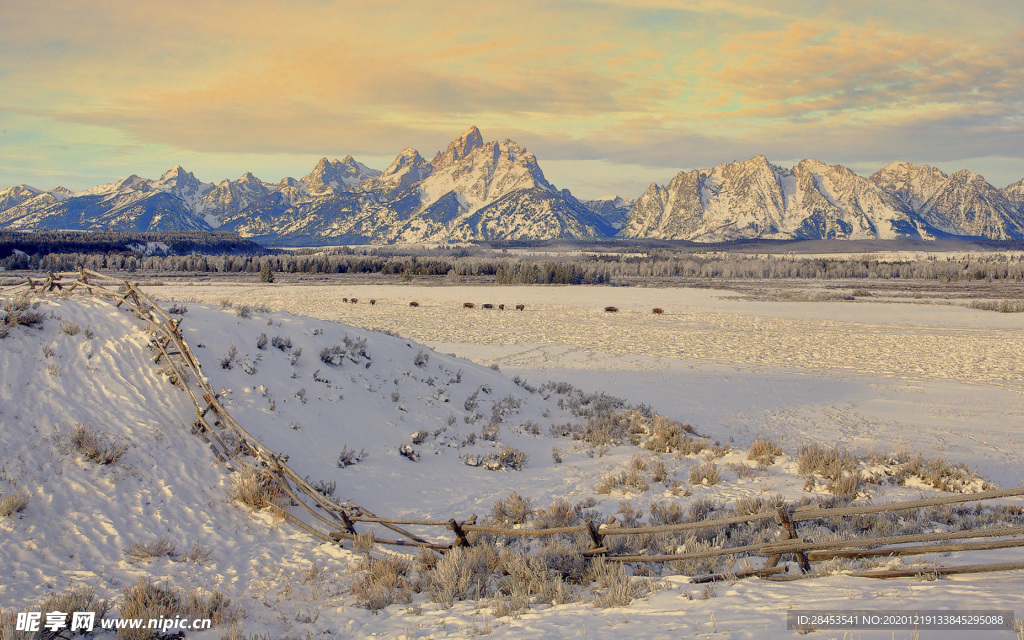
[2,0,1023,199]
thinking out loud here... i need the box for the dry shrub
[353,530,376,557]
[230,467,282,510]
[688,461,721,486]
[596,468,648,494]
[747,436,783,465]
[0,488,29,517]
[827,472,861,498]
[39,585,110,633]
[119,578,235,639]
[186,542,213,563]
[588,559,645,608]
[796,443,859,481]
[490,492,534,526]
[496,549,576,611]
[900,455,993,492]
[67,423,127,465]
[480,422,500,441]
[640,413,704,454]
[426,546,497,607]
[725,461,760,480]
[648,500,686,526]
[490,446,529,471]
[536,538,589,584]
[60,319,81,335]
[734,494,785,516]
[123,537,179,563]
[351,555,413,611]
[533,499,578,530]
[1,295,45,338]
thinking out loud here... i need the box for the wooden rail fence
[3,270,1024,582]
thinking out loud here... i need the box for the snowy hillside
[2,283,1024,639]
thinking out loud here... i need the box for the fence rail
[4,270,1024,582]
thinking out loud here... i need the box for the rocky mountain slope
[3,130,1024,244]
[622,157,1024,242]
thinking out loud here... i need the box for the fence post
[772,506,811,573]
[585,518,605,554]
[449,518,470,547]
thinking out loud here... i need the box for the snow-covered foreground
[1,281,1022,639]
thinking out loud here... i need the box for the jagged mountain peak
[1002,177,1024,206]
[872,161,948,181]
[382,147,429,175]
[160,164,189,179]
[432,126,485,168]
[303,155,380,195]
[116,175,151,191]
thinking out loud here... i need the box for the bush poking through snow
[688,461,722,486]
[31,586,110,637]
[413,349,430,368]
[533,499,578,530]
[67,423,127,465]
[256,332,268,350]
[0,295,45,338]
[271,335,292,351]
[123,537,179,563]
[426,546,496,607]
[490,491,535,526]
[337,445,368,468]
[797,443,859,481]
[747,436,784,465]
[589,559,645,608]
[480,422,500,441]
[119,578,236,640]
[60,319,81,335]
[351,555,414,611]
[220,343,238,369]
[0,488,29,517]
[494,549,576,612]
[230,467,282,511]
[463,446,528,471]
[827,472,861,498]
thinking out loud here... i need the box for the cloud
[2,0,1023,193]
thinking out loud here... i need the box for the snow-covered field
[1,279,1023,639]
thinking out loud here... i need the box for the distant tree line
[2,237,1024,283]
[0,230,264,271]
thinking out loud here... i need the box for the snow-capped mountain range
[3,127,1024,244]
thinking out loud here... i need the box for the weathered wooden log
[689,565,789,583]
[790,487,1024,522]
[593,538,810,564]
[850,561,1024,579]
[807,537,1024,561]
